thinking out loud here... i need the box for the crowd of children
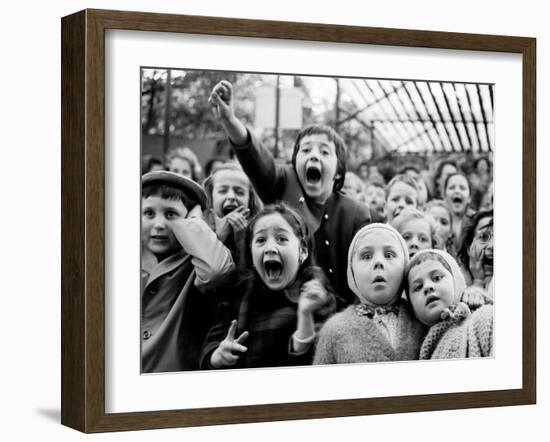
[140,80,494,373]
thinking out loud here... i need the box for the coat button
[299,197,305,204]
[324,214,329,220]
[143,330,152,340]
[329,268,333,274]
[325,240,330,246]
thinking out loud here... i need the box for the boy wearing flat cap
[141,171,235,372]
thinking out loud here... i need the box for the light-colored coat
[313,299,426,364]
[419,303,493,359]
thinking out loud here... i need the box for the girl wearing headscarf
[313,224,426,365]
[405,249,494,359]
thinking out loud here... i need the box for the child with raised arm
[141,171,235,372]
[313,224,426,365]
[200,204,336,369]
[405,249,493,359]
[209,81,371,309]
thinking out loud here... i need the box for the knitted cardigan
[419,303,494,359]
[313,299,426,364]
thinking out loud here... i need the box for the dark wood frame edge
[61,8,537,433]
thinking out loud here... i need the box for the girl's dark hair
[457,209,494,270]
[204,156,227,177]
[146,157,164,173]
[443,171,472,196]
[202,162,261,217]
[142,183,196,210]
[473,156,492,173]
[291,124,347,192]
[434,160,458,196]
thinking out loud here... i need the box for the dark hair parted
[291,124,347,192]
[457,209,494,271]
[142,182,196,210]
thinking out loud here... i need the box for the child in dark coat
[200,203,336,369]
[209,81,371,308]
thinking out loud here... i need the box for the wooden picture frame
[61,8,536,433]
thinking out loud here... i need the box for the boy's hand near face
[214,206,250,242]
[209,80,249,146]
[210,320,249,368]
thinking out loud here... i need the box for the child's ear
[299,247,309,264]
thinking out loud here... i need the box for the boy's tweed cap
[142,171,207,210]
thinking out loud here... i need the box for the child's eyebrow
[272,226,291,235]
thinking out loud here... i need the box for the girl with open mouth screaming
[203,162,262,268]
[458,210,494,303]
[200,204,336,369]
[209,80,371,309]
[444,172,476,253]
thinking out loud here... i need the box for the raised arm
[210,80,286,203]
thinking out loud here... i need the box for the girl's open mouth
[372,275,386,284]
[483,255,494,273]
[151,235,168,241]
[306,166,322,184]
[452,195,464,204]
[264,259,283,279]
[222,202,239,216]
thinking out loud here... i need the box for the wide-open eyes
[143,208,155,218]
[475,230,493,243]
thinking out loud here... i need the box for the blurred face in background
[437,163,457,196]
[169,157,194,180]
[426,205,452,246]
[342,172,365,201]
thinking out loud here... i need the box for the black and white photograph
[140,68,494,373]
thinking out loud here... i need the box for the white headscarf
[405,249,466,303]
[347,223,409,299]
